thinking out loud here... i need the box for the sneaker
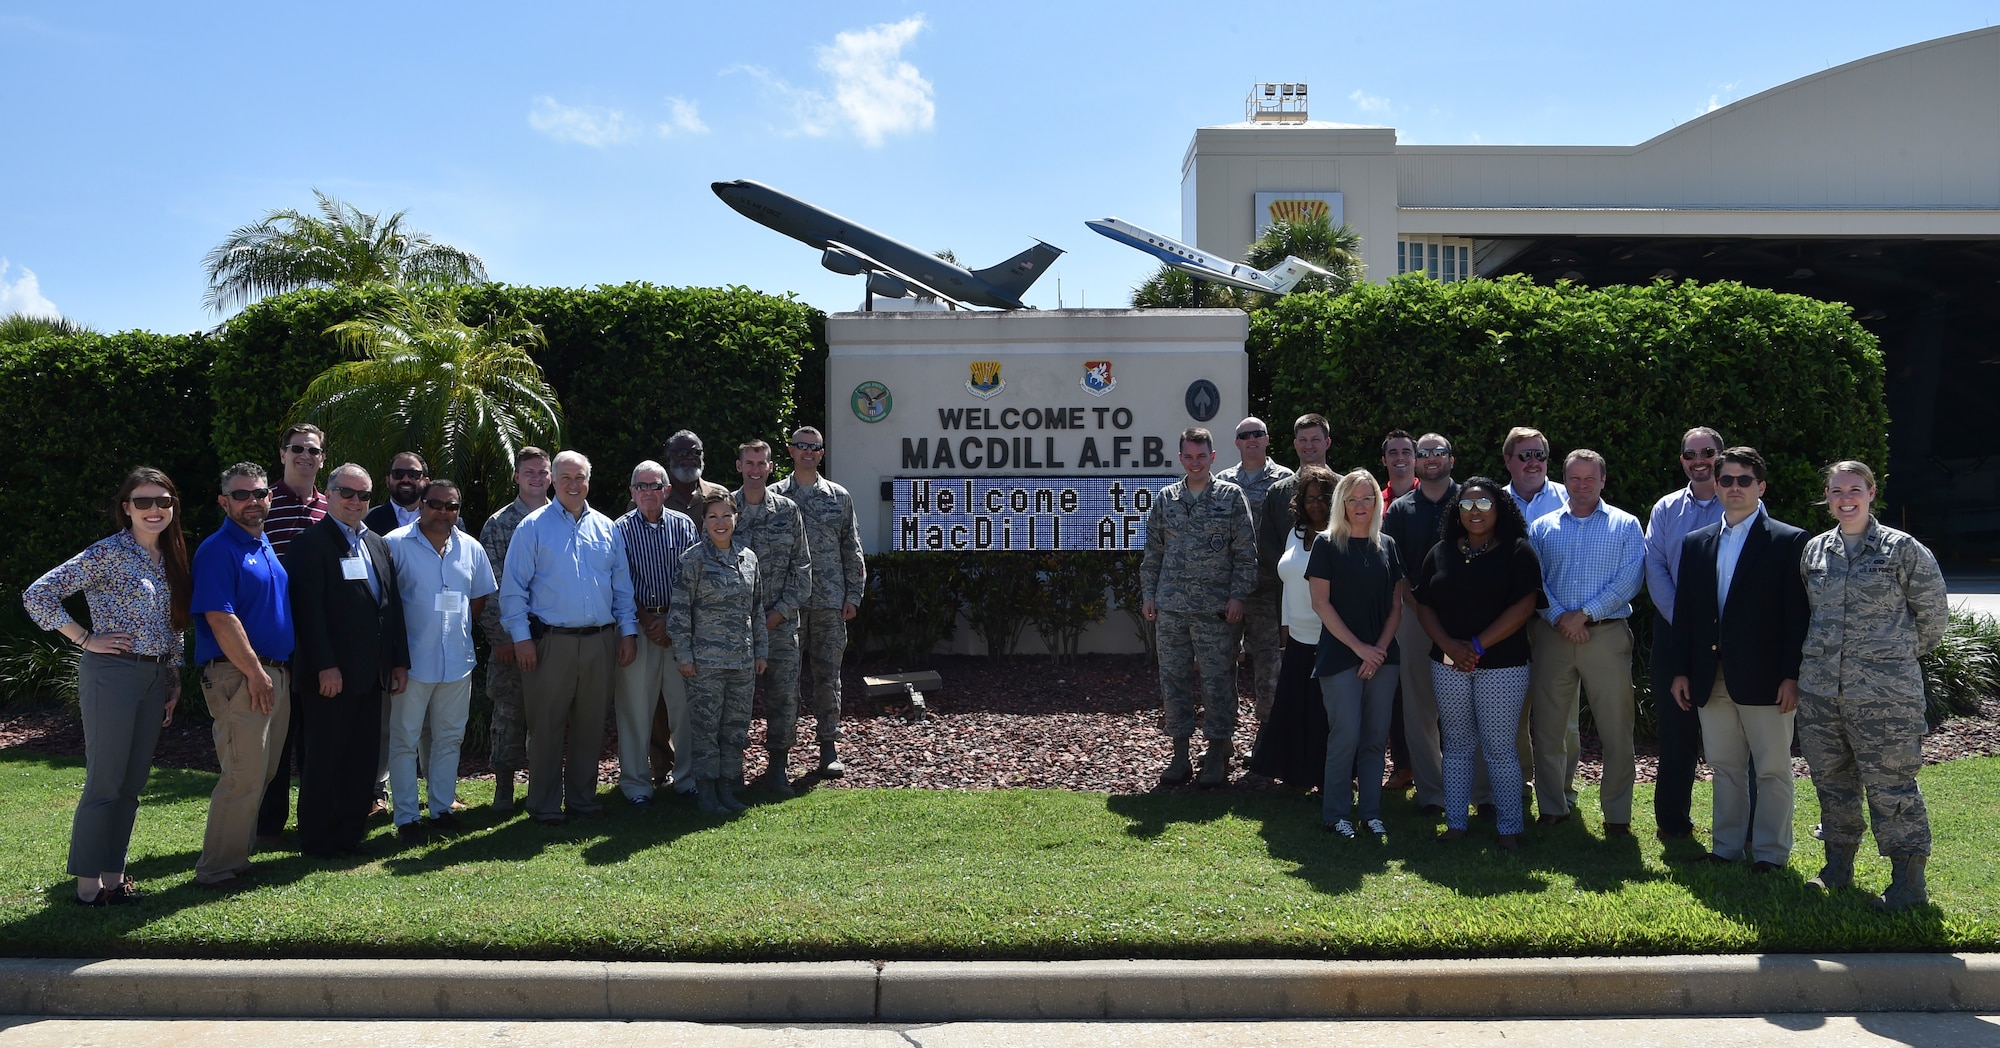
[1364,818,1388,838]
[1324,819,1356,838]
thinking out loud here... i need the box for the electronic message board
[892,475,1178,552]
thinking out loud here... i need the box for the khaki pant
[523,630,615,819]
[1697,674,1795,865]
[1527,617,1635,822]
[615,633,689,798]
[196,660,291,884]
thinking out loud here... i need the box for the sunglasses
[1304,493,1333,505]
[1513,449,1548,463]
[389,468,426,480]
[1459,497,1496,512]
[283,444,325,457]
[631,481,666,492]
[1715,474,1760,488]
[225,487,272,502]
[1235,428,1268,440]
[1415,448,1452,459]
[127,496,176,510]
[332,485,372,501]
[1681,447,1719,461]
[422,497,461,511]
[788,441,825,452]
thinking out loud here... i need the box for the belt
[208,656,287,671]
[1585,617,1627,628]
[544,624,609,636]
[641,605,671,615]
[98,651,173,664]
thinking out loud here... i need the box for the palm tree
[0,313,93,343]
[1130,266,1245,309]
[202,190,488,314]
[1242,215,1363,298]
[292,290,561,508]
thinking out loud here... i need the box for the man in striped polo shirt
[254,422,328,849]
[613,460,699,805]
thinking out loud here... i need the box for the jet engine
[821,248,865,276]
[866,272,909,299]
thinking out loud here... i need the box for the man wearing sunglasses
[1216,417,1291,723]
[1502,427,1569,525]
[191,463,294,892]
[255,423,329,850]
[1643,426,1727,842]
[365,452,471,538]
[1384,433,1462,814]
[772,426,866,778]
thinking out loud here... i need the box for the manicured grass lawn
[1,752,1992,960]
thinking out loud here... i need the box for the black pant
[297,685,382,855]
[254,675,307,837]
[1651,612,1702,835]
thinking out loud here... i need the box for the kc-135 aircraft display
[1085,217,1332,296]
[712,179,1063,310]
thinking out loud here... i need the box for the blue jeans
[1321,665,1400,823]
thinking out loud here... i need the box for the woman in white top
[1246,464,1337,789]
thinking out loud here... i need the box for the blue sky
[2,2,1994,332]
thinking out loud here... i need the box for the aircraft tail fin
[1261,256,1334,294]
[973,241,1065,302]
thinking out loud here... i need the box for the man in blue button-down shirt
[499,451,638,824]
[1526,448,1645,833]
[1643,426,1727,839]
[386,480,497,841]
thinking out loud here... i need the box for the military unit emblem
[966,360,1005,399]
[1081,360,1116,397]
[850,380,892,423]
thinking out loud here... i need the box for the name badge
[435,592,465,614]
[341,556,369,581]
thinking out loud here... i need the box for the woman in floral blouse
[23,467,191,906]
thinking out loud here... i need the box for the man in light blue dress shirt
[1526,449,1645,834]
[1643,426,1726,840]
[1502,427,1569,525]
[385,480,497,841]
[498,451,639,825]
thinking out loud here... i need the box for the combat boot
[492,770,516,813]
[759,749,797,797]
[694,779,731,816]
[819,741,846,778]
[1197,737,1231,787]
[1873,855,1929,912]
[718,780,750,815]
[1805,842,1858,891]
[1161,737,1193,784]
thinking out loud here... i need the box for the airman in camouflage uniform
[770,426,866,777]
[669,493,769,816]
[1797,462,1950,911]
[1141,428,1259,786]
[476,447,553,811]
[1216,416,1293,722]
[733,439,812,795]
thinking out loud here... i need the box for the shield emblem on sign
[967,360,1004,399]
[1081,360,1116,397]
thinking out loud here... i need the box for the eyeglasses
[1304,493,1333,505]
[1715,474,1760,488]
[225,487,272,502]
[1235,429,1267,440]
[1459,497,1496,512]
[1513,449,1548,463]
[283,444,325,457]
[389,468,426,480]
[631,481,666,492]
[788,441,825,452]
[422,498,461,511]
[1681,447,1719,461]
[1343,497,1376,508]
[332,485,371,501]
[127,496,176,510]
[1415,447,1452,459]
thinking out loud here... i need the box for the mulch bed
[5,654,1998,793]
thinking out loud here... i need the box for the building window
[1398,237,1476,281]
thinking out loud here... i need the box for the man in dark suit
[1666,446,1809,872]
[291,463,409,858]
[364,451,472,538]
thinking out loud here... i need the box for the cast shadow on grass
[1660,852,1951,951]
[378,788,738,873]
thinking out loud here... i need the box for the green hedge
[1253,276,1888,532]
[208,283,828,521]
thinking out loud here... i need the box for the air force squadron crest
[967,360,1005,399]
[1081,360,1116,397]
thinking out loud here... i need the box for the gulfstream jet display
[713,179,1063,310]
[1085,217,1331,296]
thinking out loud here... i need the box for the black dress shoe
[1419,804,1446,818]
[72,890,107,907]
[1656,828,1694,841]
[1750,860,1782,874]
[534,814,568,827]
[1681,852,1735,865]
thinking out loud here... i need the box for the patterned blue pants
[1434,661,1532,835]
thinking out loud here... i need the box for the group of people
[26,423,865,902]
[1140,416,1950,912]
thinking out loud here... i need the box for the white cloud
[737,15,935,147]
[1702,82,1742,115]
[658,96,709,136]
[1348,89,1392,116]
[0,258,59,319]
[528,96,636,147]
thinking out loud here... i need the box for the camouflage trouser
[796,607,847,744]
[1155,609,1238,742]
[1798,690,1932,856]
[760,614,803,751]
[485,658,527,774]
[1234,583,1284,721]
[687,667,754,782]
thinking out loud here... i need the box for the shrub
[1921,610,2000,728]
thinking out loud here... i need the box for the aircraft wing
[825,239,973,309]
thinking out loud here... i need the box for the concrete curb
[1,955,1994,1021]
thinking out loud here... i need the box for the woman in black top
[1246,464,1335,789]
[1409,476,1542,849]
[1308,469,1407,839]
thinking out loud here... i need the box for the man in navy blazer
[291,463,409,858]
[1666,447,1809,872]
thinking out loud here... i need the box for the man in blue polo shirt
[191,463,294,892]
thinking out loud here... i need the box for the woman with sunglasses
[1796,460,1949,911]
[1409,476,1543,849]
[1308,469,1407,839]
[23,467,191,905]
[1246,464,1335,792]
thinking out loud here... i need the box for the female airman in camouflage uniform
[669,492,768,816]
